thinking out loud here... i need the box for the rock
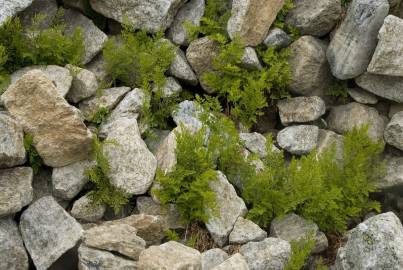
[138,241,201,269]
[240,132,267,158]
[71,193,106,222]
[277,96,326,125]
[317,129,344,161]
[79,86,130,120]
[172,100,204,130]
[19,0,58,28]
[201,248,229,270]
[378,155,403,189]
[186,37,220,93]
[286,0,342,36]
[335,212,403,270]
[367,15,403,76]
[0,218,29,270]
[327,0,389,79]
[0,0,33,26]
[0,113,25,168]
[155,128,178,174]
[241,47,262,70]
[389,103,403,118]
[277,125,319,155]
[229,217,267,245]
[347,88,378,105]
[19,196,83,270]
[153,77,182,98]
[65,65,99,103]
[288,36,333,96]
[167,0,205,46]
[270,213,328,253]
[355,73,403,103]
[63,8,108,64]
[0,167,33,217]
[212,253,249,270]
[2,70,93,167]
[145,129,171,154]
[263,28,293,49]
[206,171,248,247]
[168,48,198,85]
[384,111,403,151]
[63,0,92,14]
[103,117,157,195]
[240,237,291,270]
[85,53,109,82]
[89,0,187,33]
[83,223,146,260]
[78,245,138,270]
[227,0,285,46]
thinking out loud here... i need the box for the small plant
[23,133,43,175]
[284,234,316,270]
[273,0,300,40]
[88,107,110,127]
[327,80,349,98]
[164,229,180,241]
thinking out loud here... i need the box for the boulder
[229,217,267,245]
[317,129,344,161]
[212,253,249,270]
[172,100,204,130]
[355,73,403,103]
[19,0,58,29]
[384,111,403,151]
[0,0,33,26]
[347,88,378,105]
[145,129,171,154]
[241,47,262,70]
[277,96,326,125]
[85,53,109,82]
[71,193,106,222]
[263,28,292,49]
[240,132,267,158]
[168,48,198,85]
[277,125,319,155]
[153,77,182,98]
[201,248,229,270]
[378,155,403,190]
[155,128,179,174]
[0,113,26,168]
[65,65,99,103]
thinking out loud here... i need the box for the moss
[23,133,43,175]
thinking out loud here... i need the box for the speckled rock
[19,0,58,28]
[71,193,106,222]
[201,249,229,270]
[241,47,262,70]
[0,113,25,168]
[263,28,293,49]
[212,253,249,270]
[347,88,378,105]
[229,217,267,244]
[240,132,267,158]
[65,65,99,103]
[378,155,403,190]
[317,129,344,161]
[0,0,34,26]
[153,77,182,98]
[384,111,403,151]
[355,73,403,103]
[168,48,198,85]
[277,96,326,125]
[277,125,319,155]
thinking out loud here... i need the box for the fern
[284,234,316,270]
[327,80,349,98]
[88,107,110,127]
[164,229,181,241]
[23,133,43,175]
[272,0,300,40]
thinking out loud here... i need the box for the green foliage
[164,229,180,241]
[85,136,129,213]
[284,234,316,270]
[273,0,300,40]
[23,133,43,175]
[327,80,349,98]
[88,107,110,127]
[341,0,351,7]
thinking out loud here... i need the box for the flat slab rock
[355,72,403,103]
[0,112,26,168]
[277,96,326,125]
[229,217,267,244]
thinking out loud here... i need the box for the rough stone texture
[277,125,319,155]
[2,70,93,167]
[240,237,291,270]
[212,254,249,270]
[347,88,378,105]
[145,129,171,155]
[66,65,99,103]
[378,155,403,189]
[206,171,248,247]
[384,111,403,151]
[153,77,182,98]
[326,0,390,79]
[367,15,403,76]
[20,196,83,270]
[138,241,201,269]
[229,217,267,245]
[317,129,344,161]
[227,0,285,46]
[167,0,205,46]
[288,36,333,96]
[263,28,293,49]
[71,194,106,222]
[335,212,403,270]
[327,102,386,141]
[78,245,138,270]
[239,47,261,70]
[240,132,267,158]
[0,0,34,26]
[286,0,342,36]
[0,113,26,168]
[270,213,328,253]
[0,218,29,270]
[168,48,198,85]
[172,100,204,130]
[155,128,178,175]
[201,249,229,270]
[355,73,403,103]
[85,53,109,82]
[19,0,58,28]
[0,167,33,217]
[89,0,187,33]
[277,96,326,125]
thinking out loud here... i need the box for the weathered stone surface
[355,73,403,103]
[201,248,229,270]
[335,212,403,270]
[326,0,389,79]
[0,0,33,26]
[168,48,198,85]
[317,129,344,161]
[89,0,186,33]
[227,0,285,46]
[19,0,58,28]
[368,15,403,76]
[0,218,29,270]
[78,245,138,270]
[277,96,326,125]
[2,70,93,167]
[240,132,267,158]
[71,193,106,222]
[20,196,83,270]
[263,28,292,49]
[172,100,204,130]
[66,65,99,103]
[270,213,328,253]
[145,129,171,155]
[286,0,342,36]
[288,36,333,96]
[277,125,319,155]
[167,0,205,46]
[241,47,262,70]
[389,103,403,118]
[0,113,25,168]
[0,167,33,217]
[206,171,247,247]
[378,155,403,189]
[348,88,378,105]
[153,77,182,98]
[229,217,267,245]
[327,102,386,140]
[212,253,249,270]
[85,53,109,82]
[138,241,201,269]
[155,128,178,175]
[385,111,403,151]
[240,237,291,270]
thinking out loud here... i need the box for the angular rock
[19,0,58,28]
[317,129,344,161]
[326,0,389,79]
[263,28,292,49]
[201,248,229,270]
[0,0,33,26]
[347,88,378,105]
[85,53,109,82]
[241,47,262,70]
[0,218,29,270]
[355,72,403,103]
[240,237,291,270]
[0,167,33,217]
[384,111,403,151]
[89,0,187,33]
[335,212,403,270]
[378,155,403,189]
[2,70,93,167]
[155,128,178,174]
[71,193,106,222]
[168,48,198,85]
[277,96,326,125]
[153,77,182,98]
[66,65,99,103]
[145,129,171,154]
[212,254,249,270]
[0,113,25,168]
[277,125,319,155]
[367,15,403,76]
[240,132,267,158]
[288,36,333,96]
[227,0,285,46]
[229,217,267,245]
[172,100,204,130]
[138,241,201,269]
[19,196,83,270]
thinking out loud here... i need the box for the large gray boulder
[201,248,229,270]
[378,155,403,190]
[327,0,390,79]
[335,212,403,270]
[212,254,249,270]
[0,0,34,26]
[0,113,25,168]
[229,217,267,245]
[277,96,326,125]
[168,48,198,85]
[384,111,403,151]
[19,196,83,270]
[277,125,319,155]
[355,73,403,103]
